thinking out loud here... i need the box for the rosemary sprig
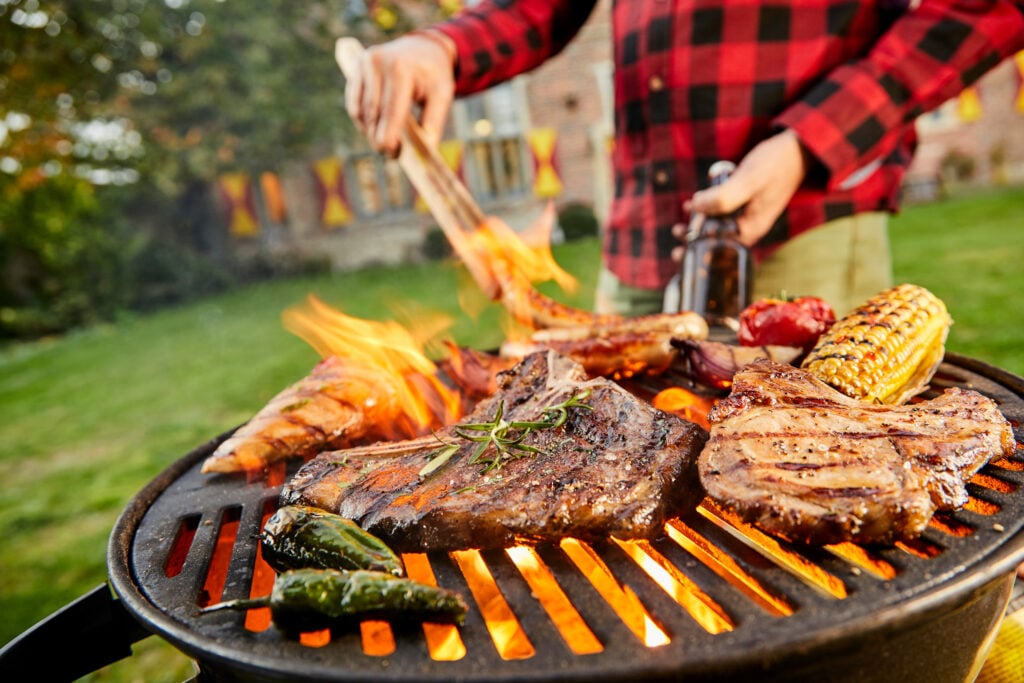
[417,389,593,478]
[418,435,461,478]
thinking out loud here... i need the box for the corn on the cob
[800,284,952,404]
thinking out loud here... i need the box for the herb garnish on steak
[282,350,708,552]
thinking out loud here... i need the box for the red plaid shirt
[436,0,1024,289]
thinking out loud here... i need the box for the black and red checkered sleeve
[776,0,1024,190]
[434,0,599,96]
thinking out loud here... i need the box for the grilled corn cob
[800,284,951,404]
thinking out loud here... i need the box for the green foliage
[557,201,599,241]
[0,173,126,338]
[122,236,230,311]
[0,0,451,339]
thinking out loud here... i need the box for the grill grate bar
[612,538,734,634]
[824,543,897,580]
[402,552,467,661]
[559,538,670,647]
[697,500,850,599]
[450,549,536,660]
[505,546,604,655]
[664,518,794,616]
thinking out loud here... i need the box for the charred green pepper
[261,505,404,576]
[202,568,468,632]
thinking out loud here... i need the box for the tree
[1,1,448,337]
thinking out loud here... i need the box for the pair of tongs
[334,38,499,299]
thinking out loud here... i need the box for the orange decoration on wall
[259,171,288,224]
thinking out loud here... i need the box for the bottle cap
[708,160,736,186]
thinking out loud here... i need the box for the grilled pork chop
[699,359,1016,545]
[283,350,708,551]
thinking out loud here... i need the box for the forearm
[776,0,1024,189]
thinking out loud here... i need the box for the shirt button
[654,170,669,186]
[649,75,664,92]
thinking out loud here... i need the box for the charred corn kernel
[800,284,951,404]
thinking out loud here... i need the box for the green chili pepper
[202,568,468,632]
[261,505,404,577]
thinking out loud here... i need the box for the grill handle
[0,583,152,680]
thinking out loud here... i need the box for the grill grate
[109,354,1024,682]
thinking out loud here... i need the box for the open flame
[650,387,716,430]
[448,204,580,332]
[282,294,464,439]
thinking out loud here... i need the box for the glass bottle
[679,160,753,328]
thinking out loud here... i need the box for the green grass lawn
[0,186,1021,681]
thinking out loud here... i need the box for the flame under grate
[117,358,1024,681]
[157,476,1018,661]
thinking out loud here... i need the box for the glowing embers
[358,621,395,656]
[990,453,1024,472]
[559,538,671,647]
[823,543,897,580]
[164,513,200,579]
[970,471,1018,494]
[403,553,466,661]
[929,512,976,538]
[965,496,1001,516]
[651,387,715,430]
[664,518,794,617]
[196,506,243,608]
[451,549,535,660]
[697,499,849,599]
[612,537,734,634]
[505,545,602,655]
[243,500,279,633]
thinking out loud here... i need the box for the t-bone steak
[282,350,709,551]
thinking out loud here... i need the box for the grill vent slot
[196,506,242,608]
[164,514,201,578]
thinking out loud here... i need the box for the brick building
[228,3,1023,271]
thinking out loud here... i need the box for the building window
[348,154,412,217]
[454,80,531,202]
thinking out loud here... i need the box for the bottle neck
[700,160,741,225]
[696,212,740,238]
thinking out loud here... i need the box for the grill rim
[106,352,1024,682]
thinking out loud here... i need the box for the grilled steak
[699,359,1016,545]
[283,350,708,551]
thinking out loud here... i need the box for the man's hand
[344,31,457,157]
[673,129,810,255]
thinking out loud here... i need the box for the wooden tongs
[334,38,500,300]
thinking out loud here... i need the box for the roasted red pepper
[737,295,835,352]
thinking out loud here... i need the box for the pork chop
[282,350,708,551]
[699,359,1016,545]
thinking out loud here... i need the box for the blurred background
[2,1,1023,681]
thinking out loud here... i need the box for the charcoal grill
[3,352,1024,682]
